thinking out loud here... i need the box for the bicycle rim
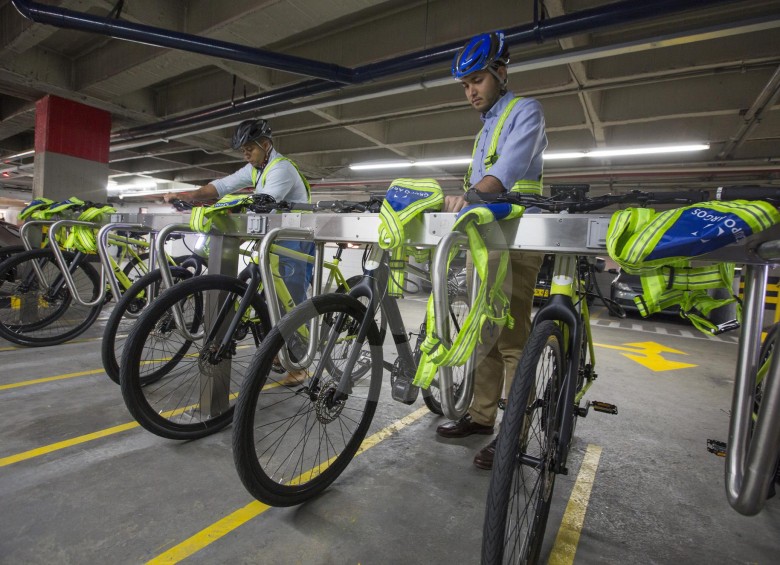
[483,320,564,564]
[0,248,102,346]
[422,293,470,415]
[102,267,192,384]
[233,294,383,507]
[120,274,270,439]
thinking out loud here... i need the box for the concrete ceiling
[0,0,779,200]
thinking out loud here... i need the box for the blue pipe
[11,0,740,141]
[10,0,356,84]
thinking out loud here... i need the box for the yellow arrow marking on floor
[594,341,697,371]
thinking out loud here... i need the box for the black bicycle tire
[101,266,192,384]
[338,274,387,343]
[0,244,26,265]
[421,294,470,415]
[232,293,383,507]
[120,274,270,439]
[482,320,564,565]
[0,248,102,346]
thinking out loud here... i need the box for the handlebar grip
[464,189,503,204]
[716,186,780,203]
[644,190,711,204]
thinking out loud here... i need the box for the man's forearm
[471,175,505,193]
[167,184,218,203]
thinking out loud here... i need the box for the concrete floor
[1,297,779,564]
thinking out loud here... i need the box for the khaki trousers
[467,250,544,426]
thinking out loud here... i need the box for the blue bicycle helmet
[231,118,272,150]
[451,32,509,80]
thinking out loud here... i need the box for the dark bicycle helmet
[231,118,272,150]
[451,31,509,79]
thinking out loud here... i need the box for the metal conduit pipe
[11,0,740,141]
[9,0,355,84]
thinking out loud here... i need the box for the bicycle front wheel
[0,248,102,346]
[120,274,270,439]
[482,320,564,565]
[101,266,192,384]
[421,293,471,415]
[233,294,383,507]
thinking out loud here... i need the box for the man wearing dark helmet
[435,32,547,471]
[164,118,314,307]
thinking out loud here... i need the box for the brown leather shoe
[473,438,497,470]
[436,414,494,438]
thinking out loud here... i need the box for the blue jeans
[276,240,314,305]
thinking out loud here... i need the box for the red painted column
[32,95,111,202]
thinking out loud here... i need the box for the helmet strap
[255,140,271,171]
[488,66,508,95]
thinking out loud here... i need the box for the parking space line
[146,406,431,564]
[0,421,141,467]
[0,368,106,390]
[548,444,603,565]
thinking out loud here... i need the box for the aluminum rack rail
[101,210,780,516]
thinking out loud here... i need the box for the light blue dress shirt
[467,92,547,190]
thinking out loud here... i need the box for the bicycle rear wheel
[233,294,383,507]
[0,248,102,346]
[421,293,470,415]
[482,320,564,565]
[120,274,270,439]
[101,266,192,384]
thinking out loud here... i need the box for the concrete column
[32,95,111,202]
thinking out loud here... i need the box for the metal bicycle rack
[29,207,778,514]
[96,222,157,317]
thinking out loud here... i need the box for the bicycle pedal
[707,439,727,457]
[576,404,589,417]
[590,401,618,415]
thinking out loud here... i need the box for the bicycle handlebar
[464,185,780,212]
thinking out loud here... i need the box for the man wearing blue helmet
[436,32,547,471]
[163,118,314,307]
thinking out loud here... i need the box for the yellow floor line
[547,444,603,565]
[0,421,141,467]
[0,368,107,390]
[147,405,431,564]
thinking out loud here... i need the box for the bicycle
[0,201,157,346]
[473,186,780,564]
[231,238,472,506]
[117,197,381,440]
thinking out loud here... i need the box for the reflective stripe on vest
[464,97,543,195]
[251,156,312,203]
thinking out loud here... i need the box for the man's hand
[163,192,189,204]
[443,194,468,213]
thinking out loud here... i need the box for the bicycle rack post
[197,231,242,416]
[432,230,474,420]
[19,219,50,251]
[97,222,154,313]
[48,219,108,307]
[726,260,780,515]
[152,223,205,342]
[257,226,319,371]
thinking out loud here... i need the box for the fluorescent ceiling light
[586,144,710,157]
[349,144,710,170]
[350,161,412,171]
[543,152,587,160]
[350,157,472,171]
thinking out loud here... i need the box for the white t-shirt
[211,148,309,203]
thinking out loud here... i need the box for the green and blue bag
[606,200,780,334]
